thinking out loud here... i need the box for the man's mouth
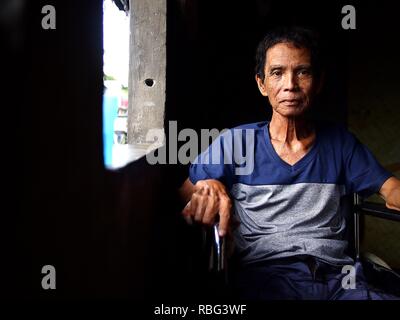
[280,99,301,106]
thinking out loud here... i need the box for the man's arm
[179,178,232,237]
[379,176,400,211]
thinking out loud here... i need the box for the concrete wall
[128,0,166,146]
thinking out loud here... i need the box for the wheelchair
[201,194,400,299]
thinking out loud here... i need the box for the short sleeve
[189,131,234,189]
[343,130,393,198]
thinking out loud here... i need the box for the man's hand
[180,178,232,237]
[379,176,400,211]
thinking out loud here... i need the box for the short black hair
[255,26,323,80]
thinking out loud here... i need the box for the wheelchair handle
[208,222,226,272]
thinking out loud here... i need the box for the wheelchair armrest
[356,202,400,222]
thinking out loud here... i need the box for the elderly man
[179,27,400,300]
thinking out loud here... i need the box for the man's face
[256,42,320,117]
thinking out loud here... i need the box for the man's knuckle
[191,193,199,201]
[202,217,213,226]
[220,197,232,207]
[219,210,230,218]
[196,181,206,188]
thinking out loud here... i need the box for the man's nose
[283,73,299,91]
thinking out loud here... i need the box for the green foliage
[104,74,116,81]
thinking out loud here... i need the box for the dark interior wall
[345,1,400,268]
[5,0,203,300]
[9,0,106,298]
[4,0,398,299]
[167,0,351,133]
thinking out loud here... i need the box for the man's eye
[271,70,282,76]
[298,69,311,76]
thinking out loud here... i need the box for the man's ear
[255,74,268,97]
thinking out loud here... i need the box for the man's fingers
[182,201,191,216]
[195,184,209,196]
[218,198,232,237]
[182,180,232,233]
[202,197,217,225]
[183,214,193,225]
[181,201,194,225]
[193,195,206,222]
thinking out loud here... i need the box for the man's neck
[269,112,315,146]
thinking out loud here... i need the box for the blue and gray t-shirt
[189,121,392,266]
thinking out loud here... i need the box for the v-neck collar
[263,122,319,172]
